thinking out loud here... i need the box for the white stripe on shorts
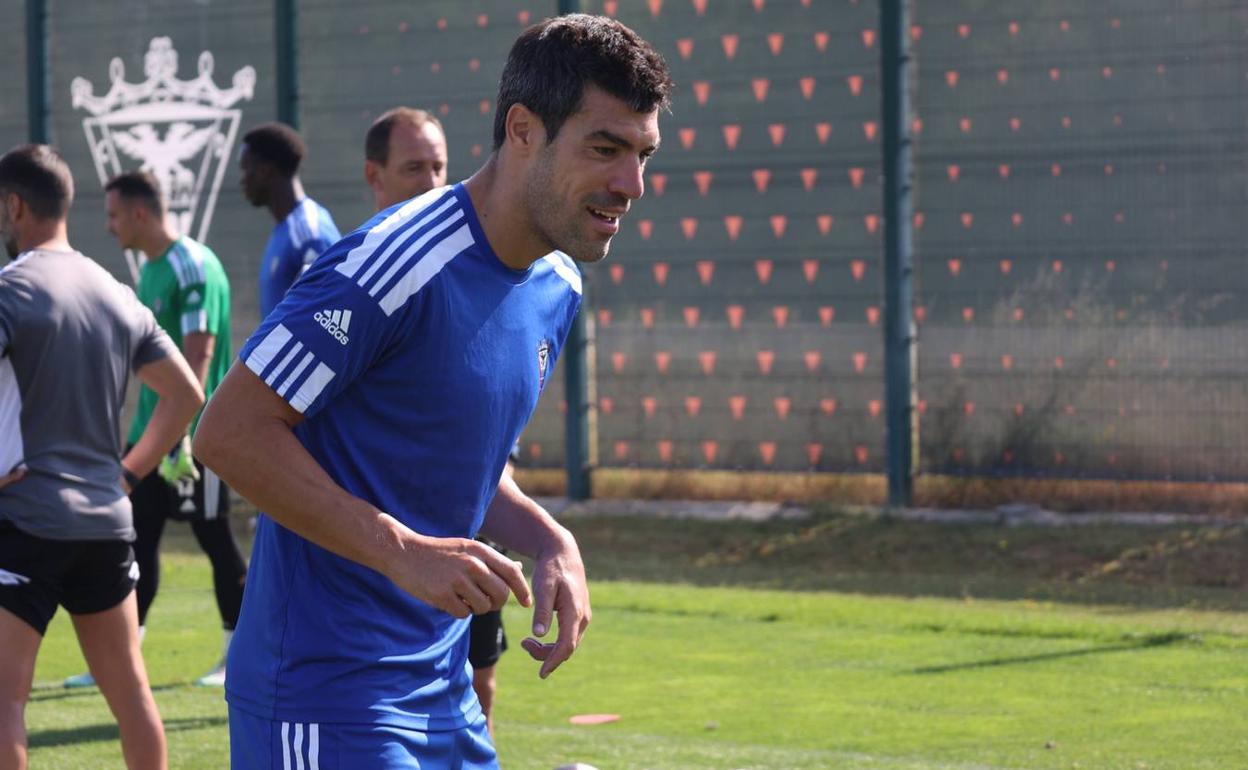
[308,723,320,770]
[293,722,305,770]
[281,721,320,770]
[203,467,220,521]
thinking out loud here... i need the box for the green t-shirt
[126,237,231,444]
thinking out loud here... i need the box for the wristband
[122,466,142,489]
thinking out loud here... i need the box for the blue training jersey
[258,197,341,319]
[227,183,582,730]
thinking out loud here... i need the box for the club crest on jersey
[537,339,551,391]
[71,37,255,284]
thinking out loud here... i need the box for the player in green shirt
[127,221,231,445]
[65,170,246,689]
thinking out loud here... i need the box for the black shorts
[468,537,509,669]
[0,521,138,635]
[468,608,508,669]
[131,459,230,523]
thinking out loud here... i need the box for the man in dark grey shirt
[0,144,204,770]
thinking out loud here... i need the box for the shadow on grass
[165,508,1248,611]
[27,716,227,749]
[560,512,1248,612]
[30,681,208,702]
[911,632,1189,674]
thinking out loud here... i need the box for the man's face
[238,145,269,207]
[0,195,18,259]
[104,190,141,250]
[369,121,449,210]
[523,86,661,264]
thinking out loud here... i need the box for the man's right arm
[123,352,204,489]
[193,362,531,617]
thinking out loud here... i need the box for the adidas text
[314,309,351,345]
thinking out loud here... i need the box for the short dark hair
[492,14,672,150]
[0,144,75,220]
[104,170,164,215]
[242,122,306,177]
[366,108,444,165]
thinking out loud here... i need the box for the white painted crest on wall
[71,37,255,282]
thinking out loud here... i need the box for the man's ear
[364,160,382,193]
[504,104,546,156]
[3,192,24,224]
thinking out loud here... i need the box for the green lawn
[24,513,1248,769]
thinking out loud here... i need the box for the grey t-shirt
[0,248,177,541]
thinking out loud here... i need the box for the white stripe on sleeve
[336,192,456,280]
[277,351,316,398]
[363,209,465,293]
[545,252,583,294]
[244,324,293,377]
[379,224,474,316]
[264,341,304,388]
[289,362,335,414]
[306,204,320,239]
[181,310,208,335]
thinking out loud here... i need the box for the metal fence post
[880,0,917,507]
[556,0,592,500]
[276,0,298,128]
[26,0,49,144]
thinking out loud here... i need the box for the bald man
[364,108,448,211]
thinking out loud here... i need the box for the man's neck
[134,228,178,261]
[462,156,546,271]
[268,177,306,222]
[20,220,72,255]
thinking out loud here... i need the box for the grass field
[24,510,1248,769]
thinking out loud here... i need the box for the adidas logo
[314,308,352,345]
[186,289,202,304]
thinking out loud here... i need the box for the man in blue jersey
[195,13,670,769]
[365,106,511,738]
[239,123,341,319]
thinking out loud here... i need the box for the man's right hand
[389,534,533,618]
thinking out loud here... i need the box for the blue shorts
[228,707,498,769]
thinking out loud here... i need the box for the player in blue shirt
[195,14,671,769]
[239,123,341,319]
[364,105,512,738]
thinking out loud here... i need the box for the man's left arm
[181,332,215,388]
[479,474,590,679]
[176,267,217,389]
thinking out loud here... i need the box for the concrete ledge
[536,497,1241,528]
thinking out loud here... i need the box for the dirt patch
[562,510,1248,610]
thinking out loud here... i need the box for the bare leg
[472,664,498,738]
[71,592,166,770]
[0,607,40,770]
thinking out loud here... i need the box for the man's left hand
[0,466,25,489]
[521,529,591,679]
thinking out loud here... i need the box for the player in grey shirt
[0,144,204,770]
